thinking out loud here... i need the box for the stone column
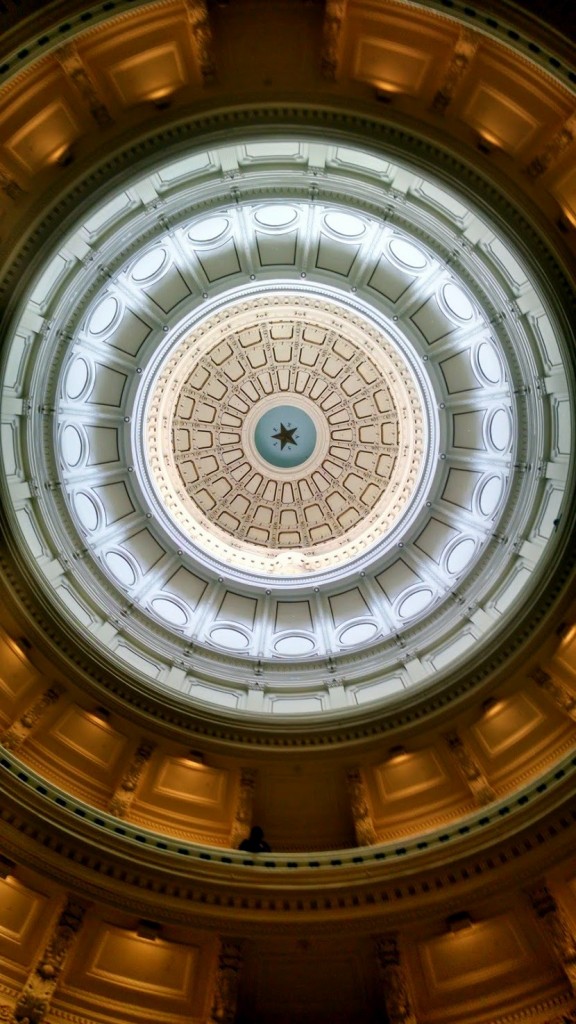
[346,767,377,846]
[444,730,495,806]
[1,685,64,752]
[108,738,155,818]
[208,938,243,1024]
[531,668,576,721]
[230,768,257,849]
[528,883,576,993]
[11,897,87,1024]
[375,935,417,1024]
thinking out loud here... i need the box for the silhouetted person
[239,825,271,853]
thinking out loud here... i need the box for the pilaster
[185,0,217,85]
[431,30,478,114]
[528,883,576,994]
[208,938,243,1024]
[321,0,348,81]
[11,896,87,1024]
[346,767,377,846]
[375,934,417,1024]
[108,738,155,818]
[56,43,113,128]
[1,685,64,752]
[444,730,495,806]
[531,668,576,721]
[230,768,257,849]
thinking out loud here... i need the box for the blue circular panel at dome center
[254,405,316,469]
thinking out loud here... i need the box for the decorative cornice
[1,0,575,93]
[0,744,575,929]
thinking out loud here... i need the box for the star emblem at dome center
[272,423,298,450]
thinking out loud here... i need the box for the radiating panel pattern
[0,138,570,716]
[148,290,424,573]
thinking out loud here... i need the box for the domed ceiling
[1,2,576,1023]
[1,135,572,720]
[147,289,425,573]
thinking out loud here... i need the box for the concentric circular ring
[0,129,571,720]
[145,289,427,575]
[250,403,321,473]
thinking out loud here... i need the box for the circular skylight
[0,133,571,720]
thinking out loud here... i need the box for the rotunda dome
[3,135,572,721]
[0,3,575,1023]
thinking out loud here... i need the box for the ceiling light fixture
[0,855,15,880]
[446,911,473,933]
[136,919,162,940]
[387,745,408,762]
[482,697,502,717]
[185,749,205,764]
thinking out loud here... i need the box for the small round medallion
[254,405,317,469]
